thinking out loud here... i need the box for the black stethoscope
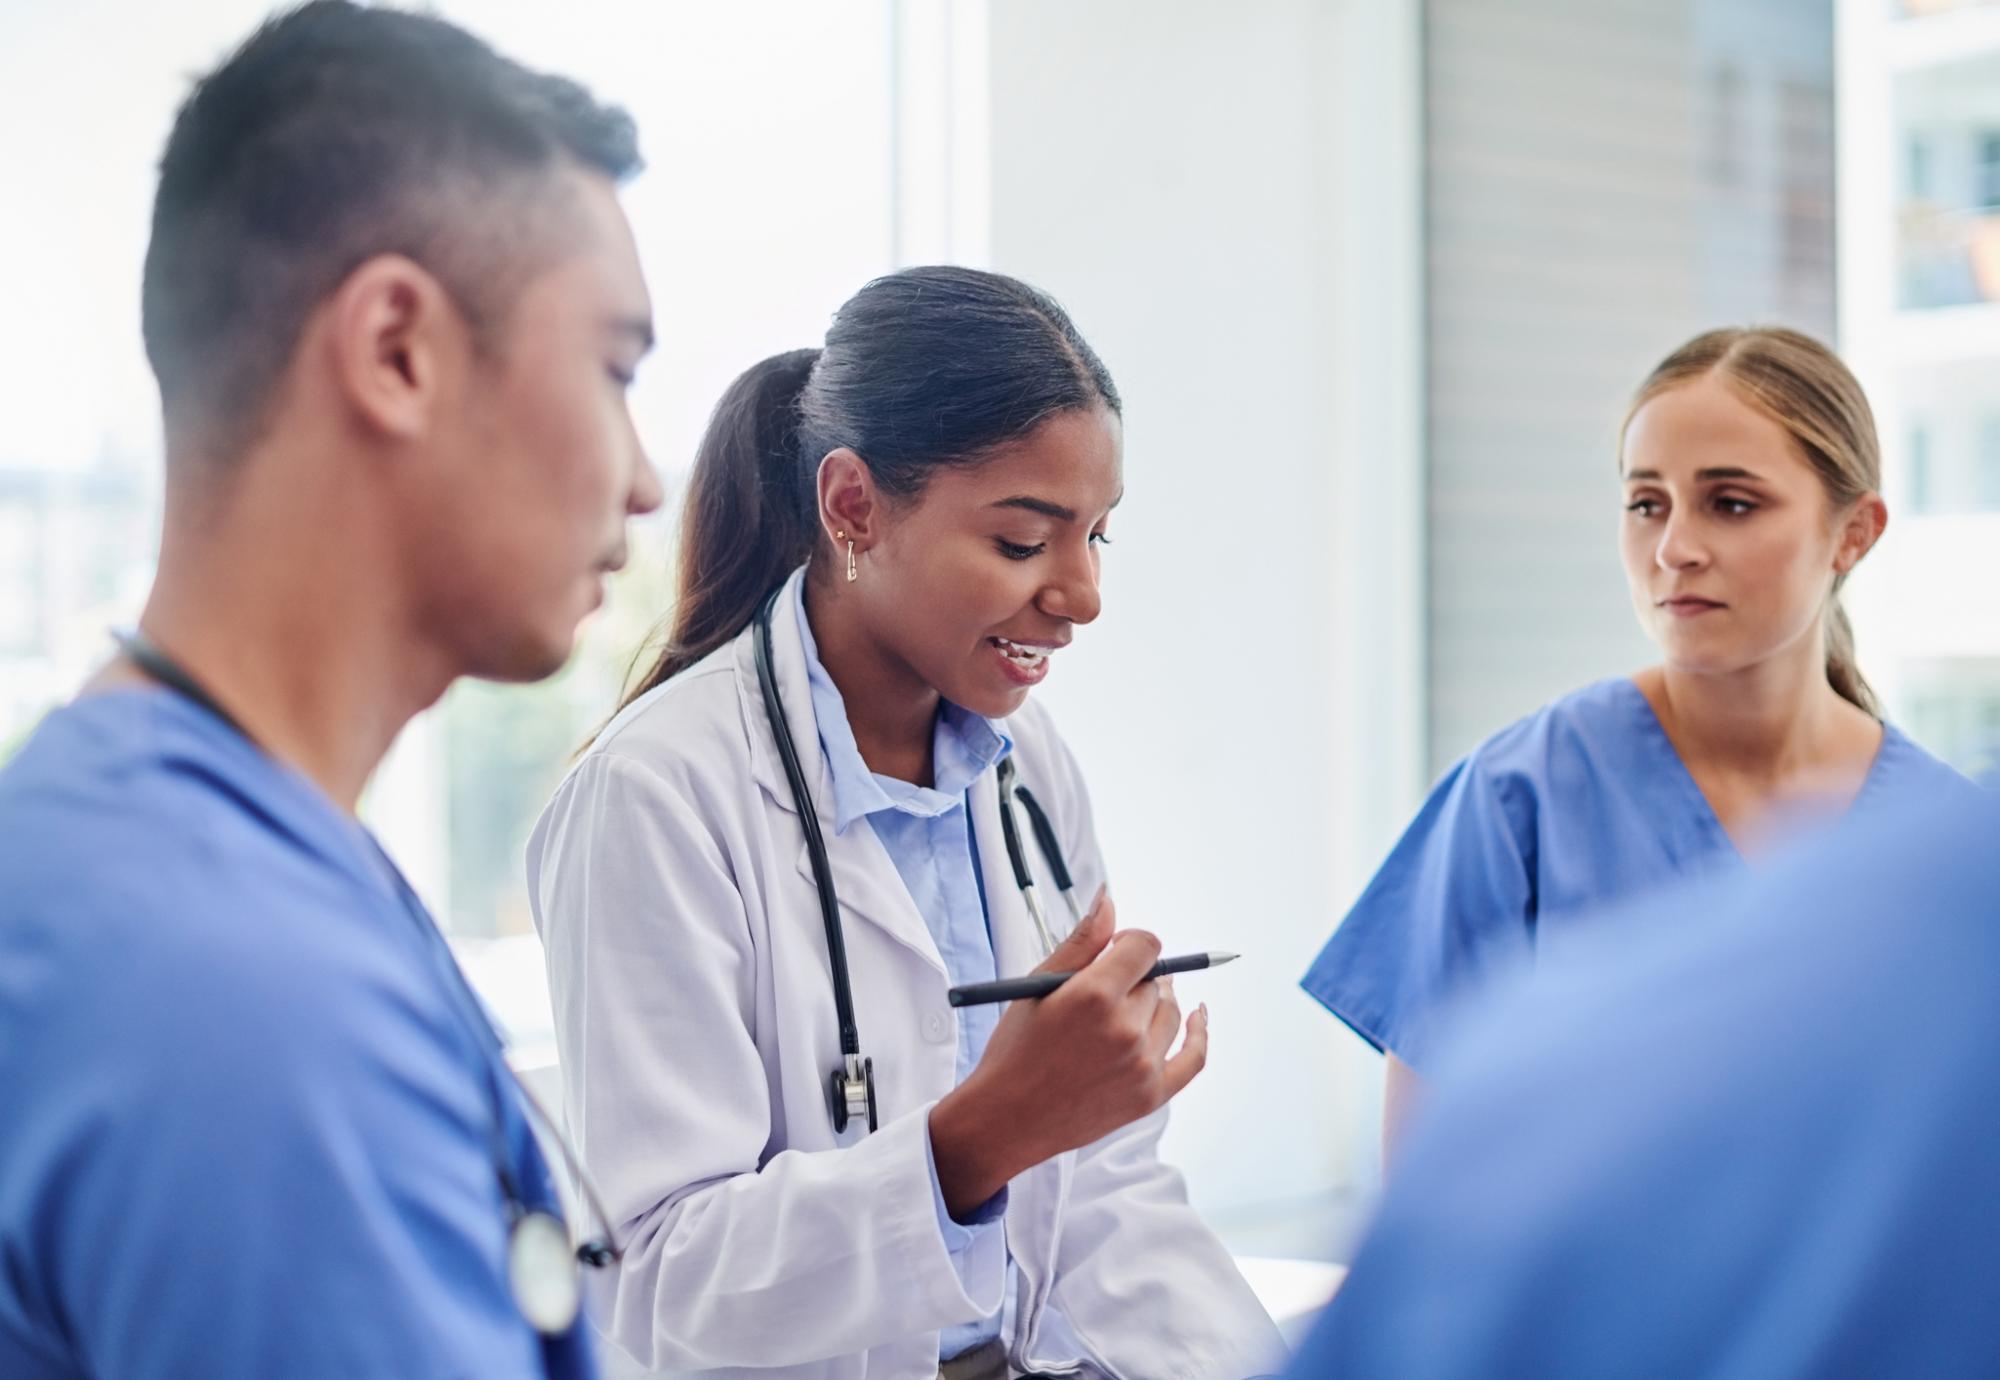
[112,628,625,1337]
[751,589,1087,1137]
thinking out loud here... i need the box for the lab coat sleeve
[1299,754,1536,1070]
[534,751,996,1370]
[1000,716,1280,1368]
[1029,726,1288,1380]
[1055,1112,1289,1380]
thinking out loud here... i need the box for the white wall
[974,0,1425,1256]
[1423,0,1836,770]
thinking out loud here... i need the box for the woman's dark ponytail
[621,348,819,697]
[613,265,1119,718]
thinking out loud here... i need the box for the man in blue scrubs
[1290,785,2000,1378]
[0,4,661,1376]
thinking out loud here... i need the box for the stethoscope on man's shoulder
[113,627,623,1340]
[752,588,1086,1137]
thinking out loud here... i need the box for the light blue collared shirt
[794,579,1015,1361]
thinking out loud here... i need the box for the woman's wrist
[929,1082,1032,1220]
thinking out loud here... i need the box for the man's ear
[817,448,885,552]
[323,253,466,442]
[1834,491,1888,576]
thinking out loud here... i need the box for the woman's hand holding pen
[927,891,1210,1220]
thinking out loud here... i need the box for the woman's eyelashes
[1622,492,1761,519]
[995,531,1114,560]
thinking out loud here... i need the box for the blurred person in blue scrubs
[1287,783,2000,1379]
[1301,327,1973,1152]
[0,5,661,1377]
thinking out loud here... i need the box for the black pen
[948,951,1239,1007]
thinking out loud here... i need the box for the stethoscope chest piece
[509,1207,584,1335]
[830,1052,878,1134]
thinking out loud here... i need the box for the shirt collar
[792,574,1011,833]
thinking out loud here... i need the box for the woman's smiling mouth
[989,636,1061,684]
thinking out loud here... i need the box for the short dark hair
[141,0,641,454]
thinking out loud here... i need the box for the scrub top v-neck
[0,689,591,1380]
[1301,677,1976,1070]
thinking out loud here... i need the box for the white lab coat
[527,570,1285,1380]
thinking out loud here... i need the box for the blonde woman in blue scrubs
[1301,326,1976,1149]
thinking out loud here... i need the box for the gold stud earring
[846,540,858,583]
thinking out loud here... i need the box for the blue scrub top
[0,690,592,1380]
[1288,783,2000,1379]
[1301,676,1969,1070]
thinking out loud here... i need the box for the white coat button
[921,1010,952,1044]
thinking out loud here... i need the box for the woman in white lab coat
[528,266,1284,1380]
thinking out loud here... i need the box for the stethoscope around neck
[751,588,1086,1137]
[112,627,626,1338]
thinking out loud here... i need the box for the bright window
[0,0,900,1053]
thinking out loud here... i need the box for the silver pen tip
[1209,951,1239,965]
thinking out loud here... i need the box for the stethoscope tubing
[751,588,1081,1136]
[754,590,866,1063]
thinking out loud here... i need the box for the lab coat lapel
[796,829,947,980]
[734,569,830,816]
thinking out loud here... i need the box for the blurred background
[3,0,1996,1266]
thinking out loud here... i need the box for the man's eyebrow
[606,315,655,352]
[1624,466,1763,481]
